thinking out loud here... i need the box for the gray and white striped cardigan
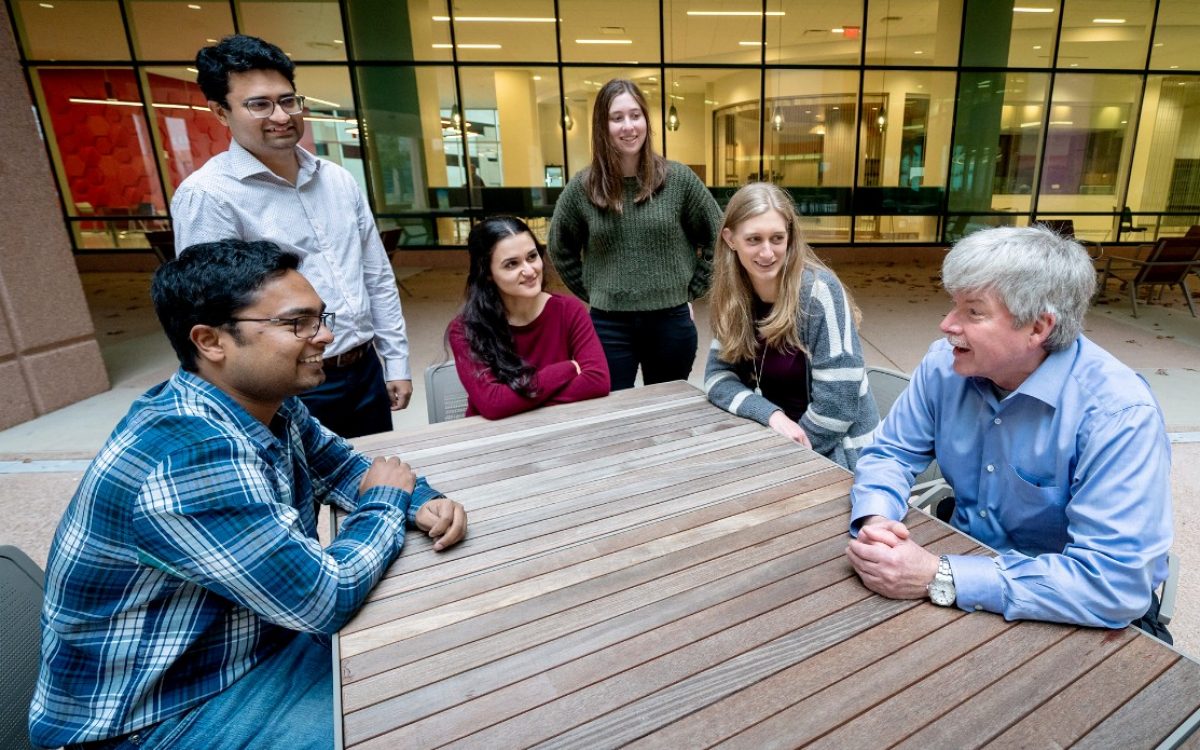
[703,266,880,470]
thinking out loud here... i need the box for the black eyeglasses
[240,94,306,119]
[227,312,334,339]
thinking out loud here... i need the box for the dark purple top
[752,299,811,422]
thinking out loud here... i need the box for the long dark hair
[458,216,545,397]
[585,79,667,213]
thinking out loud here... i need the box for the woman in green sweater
[549,78,722,390]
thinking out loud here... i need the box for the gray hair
[942,225,1095,351]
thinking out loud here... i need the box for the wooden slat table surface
[336,381,1200,749]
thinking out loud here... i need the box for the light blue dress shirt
[851,336,1172,628]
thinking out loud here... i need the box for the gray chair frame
[1,545,45,750]
[864,366,952,506]
[424,361,470,424]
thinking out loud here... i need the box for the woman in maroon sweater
[447,216,610,419]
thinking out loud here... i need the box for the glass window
[236,1,347,61]
[667,0,768,64]
[1058,0,1153,70]
[1038,73,1140,237]
[662,68,723,184]
[854,69,955,243]
[950,72,1050,217]
[34,67,167,250]
[1126,75,1200,238]
[863,0,961,68]
[560,0,659,64]
[293,67,364,195]
[710,71,763,188]
[143,67,226,193]
[1150,0,1199,72]
[766,0,864,65]
[12,0,129,60]
[962,0,1060,69]
[127,1,235,62]
[442,0,558,63]
[356,65,467,245]
[347,0,451,61]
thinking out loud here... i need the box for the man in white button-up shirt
[172,35,410,438]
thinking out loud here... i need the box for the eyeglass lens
[244,95,305,118]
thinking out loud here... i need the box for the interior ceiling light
[432,43,501,49]
[1013,6,1054,12]
[38,2,53,7]
[187,3,201,9]
[304,96,342,108]
[432,16,556,23]
[739,41,766,46]
[687,11,785,16]
[576,39,632,44]
[1093,18,1126,23]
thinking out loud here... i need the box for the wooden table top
[336,381,1200,749]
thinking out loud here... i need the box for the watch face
[929,578,955,606]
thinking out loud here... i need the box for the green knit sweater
[548,161,722,312]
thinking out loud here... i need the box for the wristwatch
[927,555,956,607]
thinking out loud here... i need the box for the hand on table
[387,379,413,410]
[768,411,812,449]
[415,498,468,551]
[846,516,939,599]
[359,456,416,495]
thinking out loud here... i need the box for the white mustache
[947,336,968,349]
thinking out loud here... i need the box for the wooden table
[336,382,1200,749]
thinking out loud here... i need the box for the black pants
[300,345,393,439]
[932,496,1172,644]
[590,304,697,391]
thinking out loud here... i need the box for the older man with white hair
[847,225,1173,641]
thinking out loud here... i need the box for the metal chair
[1,546,45,750]
[424,361,470,423]
[1098,237,1200,317]
[1117,206,1148,242]
[146,229,175,264]
[864,366,952,507]
[1036,219,1104,260]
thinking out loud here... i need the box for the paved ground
[2,258,1197,656]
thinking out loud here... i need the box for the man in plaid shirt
[29,240,466,749]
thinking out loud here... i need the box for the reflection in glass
[667,0,767,64]
[766,0,863,65]
[143,67,228,192]
[127,1,235,61]
[1058,0,1152,71]
[1151,0,1199,72]
[444,0,558,63]
[1127,76,1200,236]
[347,0,451,61]
[560,0,659,64]
[12,0,129,60]
[35,68,167,225]
[236,1,347,61]
[863,0,961,67]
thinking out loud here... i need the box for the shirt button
[975,604,983,611]
[986,464,995,473]
[979,510,988,518]
[994,417,1002,425]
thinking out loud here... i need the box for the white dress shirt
[171,141,410,380]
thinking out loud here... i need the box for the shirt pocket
[999,463,1069,555]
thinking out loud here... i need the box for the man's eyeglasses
[240,94,306,119]
[227,312,334,339]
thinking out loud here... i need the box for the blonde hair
[584,79,667,214]
[710,182,858,363]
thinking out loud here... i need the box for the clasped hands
[360,456,467,551]
[845,516,940,600]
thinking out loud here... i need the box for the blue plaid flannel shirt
[29,369,441,748]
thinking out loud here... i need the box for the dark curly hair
[456,216,546,398]
[196,34,295,108]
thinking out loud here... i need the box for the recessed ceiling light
[1069,63,1078,67]
[1170,65,1180,69]
[1153,42,1163,47]
[333,39,344,45]
[432,43,502,49]
[1013,6,1054,12]
[1033,45,1042,50]
[431,16,556,23]
[831,28,844,33]
[913,50,923,55]
[205,38,217,43]
[687,11,785,16]
[187,3,201,9]
[575,39,632,44]
[647,77,657,82]
[38,2,53,7]
[1093,18,1125,24]
[832,106,840,110]
[186,67,198,73]
[305,96,342,108]
[739,41,766,46]
[532,75,542,80]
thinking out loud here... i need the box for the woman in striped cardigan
[704,182,879,469]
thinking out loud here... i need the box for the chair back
[1135,238,1200,286]
[146,229,175,263]
[0,546,44,750]
[380,228,402,255]
[1185,225,1200,239]
[865,366,911,419]
[425,362,470,423]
